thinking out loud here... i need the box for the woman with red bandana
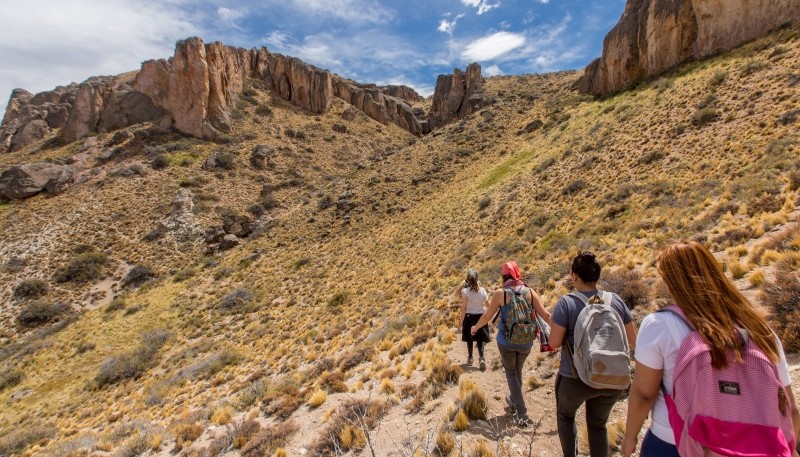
[471,261,551,427]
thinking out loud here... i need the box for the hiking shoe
[479,358,486,371]
[515,416,533,428]
[466,357,473,367]
[504,395,516,415]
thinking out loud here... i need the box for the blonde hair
[465,269,481,292]
[656,241,779,369]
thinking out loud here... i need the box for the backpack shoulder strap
[567,292,589,305]
[492,288,511,324]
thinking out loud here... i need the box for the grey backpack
[566,291,631,390]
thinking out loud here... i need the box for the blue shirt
[551,290,633,377]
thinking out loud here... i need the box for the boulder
[342,106,358,121]
[250,144,273,169]
[10,120,50,151]
[156,189,202,242]
[332,123,347,134]
[0,162,74,199]
[219,234,241,250]
[576,0,800,96]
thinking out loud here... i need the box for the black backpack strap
[492,288,510,324]
[562,293,581,378]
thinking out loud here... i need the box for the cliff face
[577,0,800,96]
[0,38,484,152]
[428,63,484,130]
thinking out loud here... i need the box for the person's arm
[622,362,663,457]
[471,289,503,335]
[788,385,800,446]
[528,288,552,325]
[549,322,566,348]
[625,322,637,351]
[458,292,468,330]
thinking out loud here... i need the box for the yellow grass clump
[470,439,496,457]
[435,429,456,456]
[211,405,234,425]
[307,389,327,408]
[453,409,469,431]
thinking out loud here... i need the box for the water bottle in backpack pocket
[658,306,796,457]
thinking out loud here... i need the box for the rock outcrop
[333,78,429,135]
[0,162,74,199]
[153,189,203,243]
[576,0,800,96]
[428,63,484,130]
[2,38,484,151]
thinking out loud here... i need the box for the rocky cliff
[576,0,800,96]
[428,63,484,130]
[0,38,484,152]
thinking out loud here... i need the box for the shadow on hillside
[468,414,557,443]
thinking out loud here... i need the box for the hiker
[458,269,491,369]
[470,261,551,427]
[622,241,800,457]
[548,252,637,457]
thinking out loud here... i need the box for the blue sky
[0,0,626,117]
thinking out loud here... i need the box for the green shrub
[122,265,156,289]
[55,251,108,283]
[0,424,56,456]
[0,368,24,391]
[327,290,351,308]
[94,329,170,388]
[255,104,273,116]
[562,179,587,195]
[151,154,169,169]
[691,108,720,126]
[13,279,49,298]
[17,300,66,327]
[762,270,800,352]
[219,288,255,312]
[600,269,649,309]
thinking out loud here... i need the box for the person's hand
[470,326,477,335]
[621,434,637,457]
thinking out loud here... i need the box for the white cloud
[217,7,245,30]
[288,0,394,24]
[460,0,501,15]
[265,31,291,49]
[461,31,525,61]
[484,64,504,76]
[0,0,197,118]
[437,14,464,35]
[534,0,551,3]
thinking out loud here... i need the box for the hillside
[0,22,799,457]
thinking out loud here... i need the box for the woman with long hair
[458,269,490,370]
[622,241,800,456]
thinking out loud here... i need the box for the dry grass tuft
[435,429,456,456]
[470,438,496,457]
[453,409,469,431]
[307,388,328,408]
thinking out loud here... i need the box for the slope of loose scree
[0,23,799,456]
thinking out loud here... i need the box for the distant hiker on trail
[548,252,637,457]
[458,269,491,370]
[471,261,551,427]
[622,241,800,457]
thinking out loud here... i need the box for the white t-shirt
[461,287,489,314]
[635,311,792,444]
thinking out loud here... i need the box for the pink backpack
[659,306,796,457]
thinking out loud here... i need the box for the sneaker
[503,395,516,415]
[515,416,533,428]
[479,358,486,371]
[466,357,473,367]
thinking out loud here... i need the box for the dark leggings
[467,341,485,358]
